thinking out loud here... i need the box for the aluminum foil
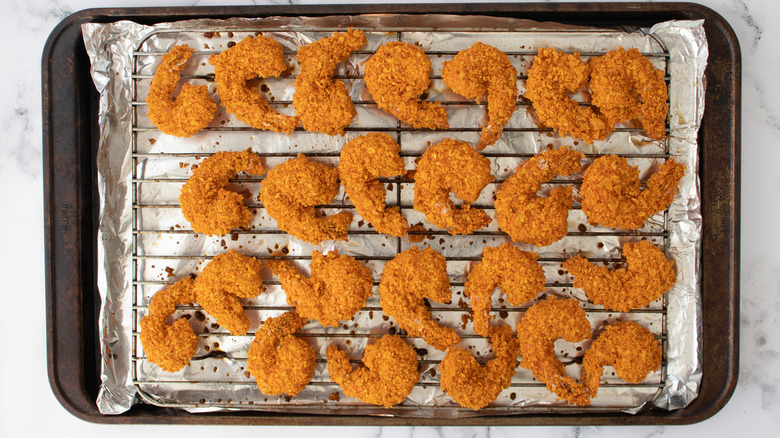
[82,14,707,417]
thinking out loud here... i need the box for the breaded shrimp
[258,154,353,244]
[378,246,461,351]
[441,42,518,150]
[413,138,493,235]
[563,239,676,312]
[179,150,266,236]
[364,41,449,129]
[339,132,409,236]
[327,335,420,407]
[293,29,367,135]
[267,251,373,327]
[465,243,546,337]
[139,277,198,372]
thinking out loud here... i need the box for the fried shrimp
[525,48,612,144]
[364,41,449,129]
[439,324,520,410]
[589,48,668,140]
[146,45,217,137]
[259,154,353,244]
[209,35,299,133]
[139,277,198,372]
[179,150,266,236]
[582,321,662,397]
[465,243,546,337]
[339,132,409,236]
[193,250,264,335]
[495,147,584,246]
[267,251,373,327]
[293,29,367,135]
[378,246,461,351]
[580,155,686,230]
[327,335,420,407]
[441,42,518,150]
[516,297,592,405]
[563,240,676,312]
[247,311,316,396]
[413,139,493,235]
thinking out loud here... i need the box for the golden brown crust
[441,42,518,150]
[413,138,493,235]
[495,147,584,246]
[327,335,420,407]
[247,311,316,396]
[580,155,686,230]
[267,251,373,327]
[179,150,266,236]
[378,246,461,351]
[465,243,546,337]
[259,154,353,244]
[293,29,367,135]
[563,240,676,312]
[339,132,409,236]
[209,35,299,133]
[364,41,449,129]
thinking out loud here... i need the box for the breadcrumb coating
[139,277,198,372]
[259,154,353,244]
[580,155,686,230]
[209,35,299,133]
[563,239,676,312]
[378,246,461,351]
[465,243,546,337]
[293,29,367,135]
[327,335,420,407]
[179,150,266,236]
[516,297,592,405]
[193,250,265,335]
[439,324,520,410]
[267,251,373,327]
[247,311,316,396]
[441,42,518,150]
[413,138,493,235]
[582,321,662,397]
[364,41,449,129]
[339,132,409,236]
[495,147,583,246]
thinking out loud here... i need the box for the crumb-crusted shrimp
[179,150,266,236]
[439,324,520,410]
[364,41,449,129]
[267,251,373,327]
[146,45,217,137]
[209,35,299,133]
[563,239,676,312]
[327,335,420,407]
[139,277,199,372]
[258,154,353,244]
[516,297,592,405]
[525,48,612,144]
[247,311,316,396]
[589,48,668,140]
[413,138,493,235]
[339,132,409,236]
[582,321,662,397]
[495,147,584,246]
[465,243,546,337]
[193,250,265,335]
[378,246,461,351]
[293,28,367,135]
[441,42,518,150]
[580,155,686,230]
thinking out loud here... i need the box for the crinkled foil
[82,15,707,417]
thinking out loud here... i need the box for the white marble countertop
[1,0,775,436]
